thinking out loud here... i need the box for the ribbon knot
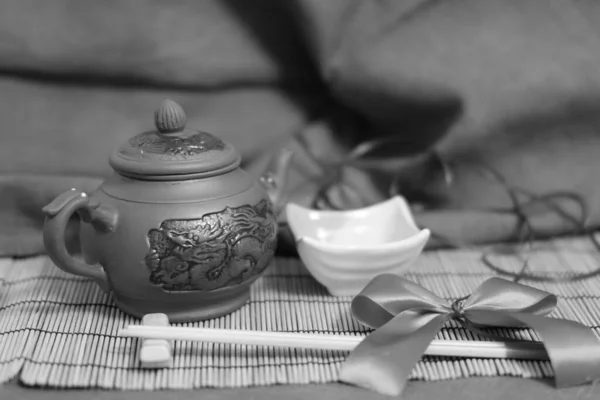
[338,274,600,397]
[449,297,466,320]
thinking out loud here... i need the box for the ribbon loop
[339,275,600,397]
[350,273,449,329]
[463,277,557,314]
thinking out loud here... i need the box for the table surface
[3,378,600,400]
[4,243,600,398]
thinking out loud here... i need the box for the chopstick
[118,325,548,361]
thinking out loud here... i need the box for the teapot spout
[260,147,294,217]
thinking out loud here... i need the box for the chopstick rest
[138,313,172,368]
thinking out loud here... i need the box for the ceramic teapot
[42,100,293,322]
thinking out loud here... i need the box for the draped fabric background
[2,0,600,256]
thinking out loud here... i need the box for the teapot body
[53,168,277,322]
[42,100,290,322]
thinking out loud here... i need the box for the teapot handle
[42,189,114,293]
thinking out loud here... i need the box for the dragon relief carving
[144,199,277,291]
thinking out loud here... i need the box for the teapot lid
[109,99,241,180]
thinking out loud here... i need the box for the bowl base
[112,284,251,323]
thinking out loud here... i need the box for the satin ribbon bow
[338,275,600,396]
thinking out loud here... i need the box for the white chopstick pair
[119,322,548,362]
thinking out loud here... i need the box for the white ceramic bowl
[285,196,430,296]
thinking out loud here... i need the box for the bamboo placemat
[1,236,599,389]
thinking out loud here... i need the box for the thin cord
[285,133,600,283]
[473,162,600,283]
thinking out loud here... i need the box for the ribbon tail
[476,310,600,388]
[339,312,450,396]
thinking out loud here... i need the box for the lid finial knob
[154,99,187,134]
